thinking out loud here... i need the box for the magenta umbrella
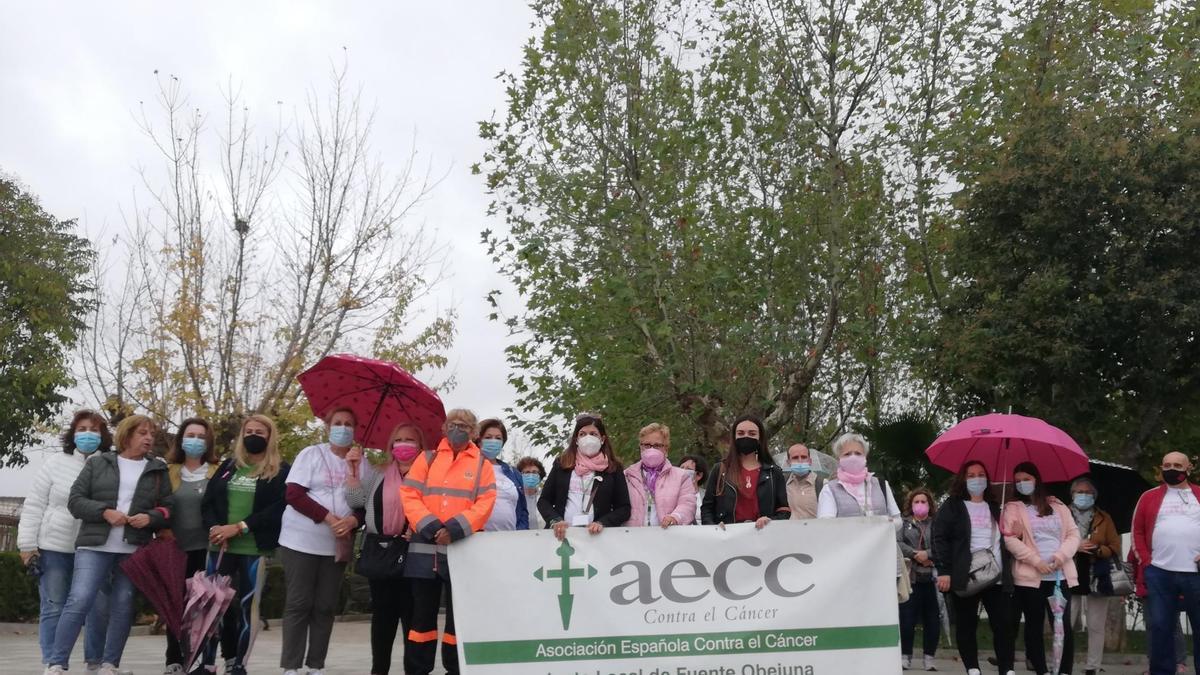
[298,353,447,450]
[924,413,1089,483]
[120,538,187,637]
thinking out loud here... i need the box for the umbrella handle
[206,548,225,577]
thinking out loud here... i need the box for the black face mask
[734,437,761,456]
[1163,469,1188,486]
[243,434,268,455]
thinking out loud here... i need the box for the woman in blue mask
[17,410,112,673]
[931,460,1016,675]
[516,457,547,530]
[476,418,528,531]
[162,416,220,674]
[1066,477,1120,675]
[279,406,375,675]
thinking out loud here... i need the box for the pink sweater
[1002,497,1081,588]
[623,461,696,527]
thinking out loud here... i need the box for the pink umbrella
[924,413,1089,483]
[181,559,237,670]
[298,353,447,450]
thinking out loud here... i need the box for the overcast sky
[0,2,538,495]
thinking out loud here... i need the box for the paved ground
[0,620,1173,674]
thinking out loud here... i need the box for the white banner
[448,518,901,675]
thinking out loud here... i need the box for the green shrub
[0,552,41,622]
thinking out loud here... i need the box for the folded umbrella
[120,537,187,638]
[298,353,447,450]
[182,552,238,670]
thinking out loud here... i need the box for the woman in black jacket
[701,415,790,527]
[931,460,1016,675]
[199,414,290,675]
[539,414,631,540]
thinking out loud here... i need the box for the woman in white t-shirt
[1002,462,1081,675]
[279,406,375,675]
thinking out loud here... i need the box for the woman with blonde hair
[280,406,374,675]
[623,423,696,527]
[199,413,290,675]
[346,422,426,675]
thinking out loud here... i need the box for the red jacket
[1131,482,1200,575]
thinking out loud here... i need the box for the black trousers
[1015,580,1074,675]
[165,549,208,667]
[404,577,456,675]
[369,577,415,675]
[899,580,940,657]
[952,585,1015,671]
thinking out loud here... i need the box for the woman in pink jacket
[624,423,696,527]
[1001,461,1081,675]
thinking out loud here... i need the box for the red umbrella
[924,413,1089,483]
[120,537,187,637]
[298,353,447,450]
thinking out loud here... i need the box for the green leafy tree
[0,175,94,466]
[479,0,961,460]
[926,0,1200,468]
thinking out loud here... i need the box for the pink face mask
[391,441,420,463]
[912,502,930,518]
[640,446,666,468]
[838,453,867,473]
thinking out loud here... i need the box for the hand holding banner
[449,518,902,674]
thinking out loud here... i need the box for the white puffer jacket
[17,452,89,553]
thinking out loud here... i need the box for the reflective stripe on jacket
[400,439,497,579]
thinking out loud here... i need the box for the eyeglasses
[640,443,666,450]
[446,422,473,432]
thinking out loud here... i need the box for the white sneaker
[84,665,101,674]
[43,667,66,675]
[902,654,911,669]
[98,665,120,675]
[924,654,936,670]
[308,670,324,675]
[967,669,981,675]
[283,671,299,675]
[164,665,185,675]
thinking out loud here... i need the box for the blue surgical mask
[74,431,102,455]
[1073,493,1095,510]
[521,473,541,489]
[329,425,354,448]
[1016,480,1036,496]
[181,437,207,458]
[966,477,988,496]
[788,462,812,477]
[480,438,504,458]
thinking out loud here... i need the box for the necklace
[745,475,752,488]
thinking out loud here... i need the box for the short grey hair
[832,432,870,457]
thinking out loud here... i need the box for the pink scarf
[837,466,869,486]
[574,451,609,477]
[382,462,407,536]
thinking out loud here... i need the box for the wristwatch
[238,521,250,535]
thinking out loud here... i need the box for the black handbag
[355,532,408,579]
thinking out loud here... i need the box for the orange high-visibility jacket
[400,439,497,578]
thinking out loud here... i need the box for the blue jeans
[38,550,110,666]
[48,549,137,668]
[1145,564,1200,675]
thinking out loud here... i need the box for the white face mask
[577,435,603,457]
